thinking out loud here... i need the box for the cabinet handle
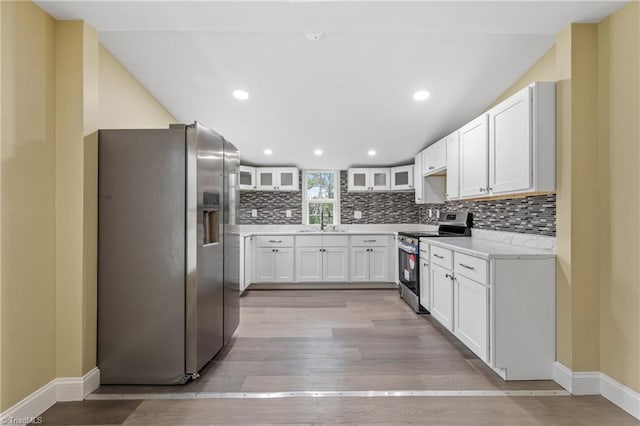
[488,187,493,191]
[433,254,444,259]
[429,166,435,170]
[445,273,453,280]
[479,187,486,192]
[269,240,282,243]
[363,239,376,242]
[459,263,475,270]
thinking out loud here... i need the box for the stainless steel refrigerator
[97,122,240,385]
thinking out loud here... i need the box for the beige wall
[597,1,640,392]
[0,0,57,409]
[0,1,176,411]
[99,46,176,129]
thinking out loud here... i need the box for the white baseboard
[601,373,640,420]
[0,368,100,423]
[553,362,639,420]
[57,367,101,401]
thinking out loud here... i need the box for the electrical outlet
[285,209,292,218]
[428,209,433,218]
[251,209,257,217]
[354,210,362,219]
[436,209,440,219]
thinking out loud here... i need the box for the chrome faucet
[320,207,326,232]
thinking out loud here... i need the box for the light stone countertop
[423,237,556,260]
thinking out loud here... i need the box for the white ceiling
[36,0,626,170]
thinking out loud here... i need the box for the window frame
[302,170,341,226]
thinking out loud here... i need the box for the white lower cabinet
[430,263,454,331]
[295,248,324,282]
[296,246,349,282]
[323,247,349,281]
[256,247,294,282]
[454,274,488,362]
[349,243,390,282]
[425,241,555,380]
[419,256,430,310]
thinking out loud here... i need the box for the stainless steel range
[398,211,471,313]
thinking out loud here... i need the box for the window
[303,170,339,225]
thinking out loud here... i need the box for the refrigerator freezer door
[223,140,241,344]
[186,123,225,374]
[98,128,188,384]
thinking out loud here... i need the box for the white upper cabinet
[459,114,489,198]
[391,165,414,191]
[414,153,423,203]
[256,167,299,191]
[239,165,256,190]
[445,132,460,200]
[422,138,447,175]
[370,168,391,190]
[347,168,391,192]
[488,82,556,196]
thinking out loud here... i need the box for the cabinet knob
[479,187,486,192]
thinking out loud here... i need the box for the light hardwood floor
[40,289,638,424]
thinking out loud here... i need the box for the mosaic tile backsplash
[418,194,556,236]
[239,170,556,236]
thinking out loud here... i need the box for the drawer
[454,252,488,285]
[295,235,323,247]
[351,234,387,247]
[430,245,453,269]
[256,235,294,248]
[323,235,349,247]
[419,242,430,256]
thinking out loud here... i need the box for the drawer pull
[445,273,453,280]
[269,240,282,243]
[363,239,377,242]
[459,263,475,270]
[433,254,444,259]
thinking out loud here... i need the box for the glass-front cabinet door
[257,168,277,190]
[277,168,299,191]
[239,165,256,190]
[391,165,414,191]
[369,169,390,191]
[348,169,369,192]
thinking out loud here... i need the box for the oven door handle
[398,243,418,254]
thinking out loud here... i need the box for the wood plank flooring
[38,289,638,424]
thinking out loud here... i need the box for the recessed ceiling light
[413,90,430,101]
[233,89,250,100]
[314,149,323,156]
[368,149,376,156]
[264,148,273,155]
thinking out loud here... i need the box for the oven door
[398,243,419,294]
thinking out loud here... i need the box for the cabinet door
[422,147,434,174]
[489,87,532,195]
[391,165,414,191]
[370,169,391,191]
[460,114,489,198]
[369,247,389,281]
[348,169,369,192]
[323,247,349,282]
[430,263,454,331]
[349,247,369,282]
[419,258,430,310]
[277,168,299,191]
[414,153,424,203]
[256,248,277,282]
[445,132,460,200]
[239,166,256,190]
[454,274,488,362]
[275,248,294,282]
[433,139,447,170]
[256,168,277,191]
[295,248,323,282]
